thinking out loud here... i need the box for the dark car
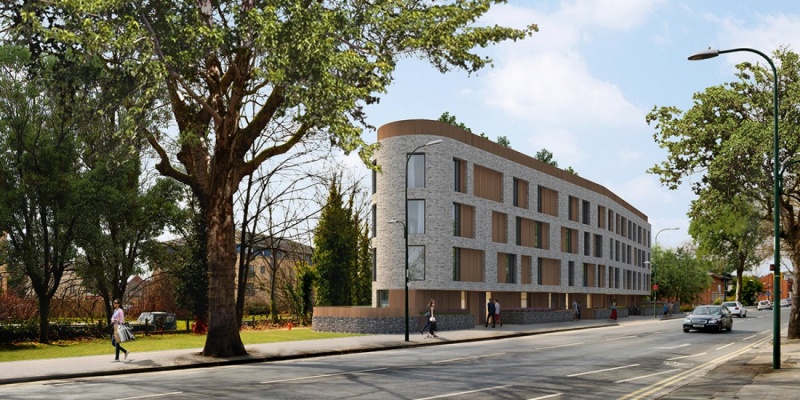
[130,312,177,331]
[683,305,733,333]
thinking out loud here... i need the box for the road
[0,308,785,399]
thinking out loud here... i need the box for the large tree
[7,0,537,356]
[647,47,800,338]
[0,46,87,343]
[313,175,357,306]
[688,195,767,301]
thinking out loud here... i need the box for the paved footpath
[2,315,799,398]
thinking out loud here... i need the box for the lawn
[0,328,357,362]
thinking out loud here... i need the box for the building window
[583,263,589,287]
[454,158,467,193]
[537,186,558,216]
[594,234,603,258]
[452,248,461,281]
[492,211,508,243]
[378,290,389,308]
[568,261,575,286]
[507,254,517,284]
[409,245,425,281]
[408,200,425,234]
[260,266,266,274]
[474,164,503,202]
[513,178,528,208]
[247,265,256,279]
[371,204,377,238]
[371,159,377,194]
[583,231,591,256]
[497,253,517,284]
[407,153,426,188]
[582,200,591,225]
[453,247,485,282]
[454,203,461,236]
[246,283,255,296]
[453,203,475,238]
[372,248,377,282]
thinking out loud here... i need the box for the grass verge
[0,328,357,362]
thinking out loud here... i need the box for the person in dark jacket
[485,298,496,328]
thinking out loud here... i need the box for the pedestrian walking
[110,299,130,362]
[663,302,669,318]
[494,299,503,327]
[424,299,438,338]
[485,298,496,328]
[573,299,581,320]
[609,301,618,321]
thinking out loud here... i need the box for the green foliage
[313,176,357,306]
[0,321,107,344]
[4,0,537,355]
[740,276,763,306]
[170,205,209,321]
[353,223,373,306]
[653,245,712,305]
[647,48,800,337]
[496,136,511,148]
[438,112,474,133]
[535,149,558,167]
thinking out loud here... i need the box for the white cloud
[617,148,643,164]
[526,127,585,166]
[481,2,652,132]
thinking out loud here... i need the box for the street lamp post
[390,139,442,342]
[689,47,781,369]
[651,227,679,319]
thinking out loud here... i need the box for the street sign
[652,284,659,291]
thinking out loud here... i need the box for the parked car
[683,305,733,333]
[129,312,177,331]
[780,298,792,307]
[722,301,747,318]
[757,300,772,311]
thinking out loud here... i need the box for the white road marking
[716,343,735,350]
[743,334,757,340]
[614,369,680,383]
[114,393,183,400]
[655,344,690,349]
[667,352,706,361]
[606,335,637,341]
[433,353,506,363]
[415,384,512,399]
[566,364,641,377]
[260,367,387,384]
[527,393,563,399]
[537,342,584,350]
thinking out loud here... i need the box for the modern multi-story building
[370,120,652,323]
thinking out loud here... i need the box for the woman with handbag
[425,299,438,338]
[111,299,130,362]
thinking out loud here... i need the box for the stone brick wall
[312,313,475,334]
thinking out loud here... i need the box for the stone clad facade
[371,119,652,324]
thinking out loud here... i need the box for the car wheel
[683,327,690,332]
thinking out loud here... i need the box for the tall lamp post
[689,47,781,369]
[652,227,679,319]
[389,139,442,342]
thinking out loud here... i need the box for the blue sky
[351,0,800,253]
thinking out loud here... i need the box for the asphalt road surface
[0,308,784,399]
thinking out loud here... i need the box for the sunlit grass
[0,328,358,362]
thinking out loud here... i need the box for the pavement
[1,314,799,398]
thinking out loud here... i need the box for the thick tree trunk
[789,252,800,339]
[202,186,246,357]
[38,296,50,344]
